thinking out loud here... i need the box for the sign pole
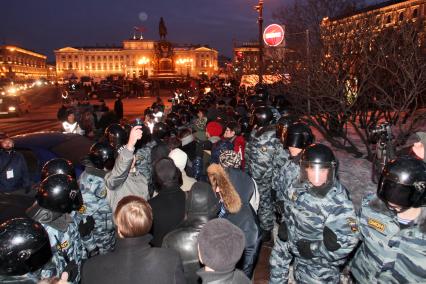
[257,0,264,84]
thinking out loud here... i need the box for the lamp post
[254,0,264,84]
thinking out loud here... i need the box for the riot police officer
[350,156,426,283]
[26,174,94,283]
[245,106,288,241]
[271,144,359,283]
[104,123,127,153]
[269,122,314,283]
[79,142,116,255]
[0,218,53,283]
[41,158,75,181]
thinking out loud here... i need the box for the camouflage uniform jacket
[39,214,85,284]
[246,125,288,194]
[271,154,298,222]
[135,140,157,182]
[78,166,116,255]
[283,181,360,266]
[350,193,426,283]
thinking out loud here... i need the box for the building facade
[55,39,218,80]
[0,45,49,82]
[321,0,426,49]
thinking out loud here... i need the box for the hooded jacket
[162,182,220,284]
[207,164,261,279]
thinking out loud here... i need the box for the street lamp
[138,57,150,78]
[254,0,264,84]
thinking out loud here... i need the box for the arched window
[413,9,418,18]
[386,15,392,24]
[399,12,404,21]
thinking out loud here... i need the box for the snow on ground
[311,117,426,210]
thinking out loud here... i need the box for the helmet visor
[300,161,335,187]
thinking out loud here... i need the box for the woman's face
[224,128,235,139]
[67,113,75,123]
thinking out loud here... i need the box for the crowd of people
[1,82,426,284]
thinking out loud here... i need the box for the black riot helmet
[36,174,83,214]
[41,158,75,181]
[284,122,314,150]
[185,182,220,220]
[105,123,127,150]
[0,218,52,276]
[377,156,426,208]
[255,84,269,102]
[89,142,115,170]
[153,122,170,141]
[300,144,337,194]
[238,116,251,136]
[165,112,182,128]
[250,106,273,128]
[276,114,296,145]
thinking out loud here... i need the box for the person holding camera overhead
[105,124,150,212]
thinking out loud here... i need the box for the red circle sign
[263,24,285,47]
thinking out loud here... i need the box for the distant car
[12,132,93,183]
[0,96,31,117]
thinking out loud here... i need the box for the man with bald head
[0,137,30,193]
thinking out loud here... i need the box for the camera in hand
[369,122,393,143]
[131,118,144,127]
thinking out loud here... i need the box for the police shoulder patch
[57,240,69,250]
[367,218,385,233]
[347,217,358,233]
[78,205,86,214]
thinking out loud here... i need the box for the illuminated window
[103,63,107,70]
[109,63,113,70]
[75,62,79,69]
[68,62,72,69]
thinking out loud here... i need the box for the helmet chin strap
[26,203,70,232]
[309,180,333,198]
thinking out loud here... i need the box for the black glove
[78,216,95,237]
[278,221,288,242]
[323,226,341,252]
[63,260,78,282]
[296,239,314,259]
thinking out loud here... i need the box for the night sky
[1,0,287,61]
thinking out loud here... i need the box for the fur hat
[169,148,188,172]
[219,150,242,169]
[206,121,223,137]
[198,218,245,271]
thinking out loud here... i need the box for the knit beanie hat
[206,121,223,137]
[198,218,245,271]
[219,150,242,169]
[153,157,182,188]
[169,148,188,172]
